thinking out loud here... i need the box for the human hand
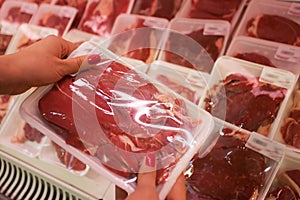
[0,35,86,94]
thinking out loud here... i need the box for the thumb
[59,55,86,75]
[137,153,157,187]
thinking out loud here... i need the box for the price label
[288,3,300,16]
[275,45,300,63]
[21,3,36,14]
[203,23,228,36]
[259,67,293,89]
[246,134,285,161]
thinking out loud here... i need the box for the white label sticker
[203,23,227,36]
[21,3,36,14]
[288,3,300,16]
[246,134,284,161]
[275,45,300,64]
[259,67,293,89]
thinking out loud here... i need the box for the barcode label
[259,67,293,88]
[21,3,36,14]
[275,45,300,63]
[288,3,300,16]
[203,23,228,36]
[246,134,284,161]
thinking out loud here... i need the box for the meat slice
[38,12,70,36]
[0,95,12,123]
[131,0,182,20]
[189,0,243,21]
[0,34,12,55]
[204,73,286,136]
[11,122,45,144]
[247,14,300,46]
[234,52,277,68]
[5,7,33,24]
[186,128,267,200]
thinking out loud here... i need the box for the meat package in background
[247,14,300,46]
[79,0,131,37]
[5,24,58,55]
[31,47,213,198]
[186,0,244,22]
[0,33,12,55]
[186,127,281,200]
[162,19,230,73]
[281,89,300,149]
[11,121,45,144]
[54,0,88,28]
[108,14,168,63]
[0,1,38,25]
[131,0,182,20]
[29,4,78,36]
[234,52,277,68]
[0,95,13,124]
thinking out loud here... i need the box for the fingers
[59,55,86,75]
[57,36,82,58]
[166,173,187,200]
[138,153,157,187]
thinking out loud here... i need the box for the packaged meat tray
[19,42,215,199]
[234,0,300,46]
[200,56,297,138]
[78,0,134,37]
[0,90,47,158]
[0,21,13,55]
[176,0,247,29]
[185,118,285,200]
[29,3,78,36]
[276,82,300,153]
[5,24,58,55]
[0,1,38,25]
[108,13,169,63]
[130,0,183,20]
[226,36,300,74]
[159,18,230,73]
[266,150,300,199]
[147,60,210,105]
[0,94,15,126]
[39,138,90,176]
[63,28,104,43]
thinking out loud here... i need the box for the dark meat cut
[5,6,33,24]
[131,0,182,20]
[38,12,70,36]
[189,0,243,21]
[234,52,277,68]
[11,122,45,144]
[165,29,223,72]
[281,90,300,149]
[39,60,198,184]
[80,0,130,36]
[186,128,267,200]
[204,73,286,136]
[55,0,87,28]
[52,142,87,172]
[247,14,300,46]
[108,18,159,63]
[0,34,12,55]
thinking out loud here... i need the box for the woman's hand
[0,35,85,94]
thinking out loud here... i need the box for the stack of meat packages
[1,0,300,200]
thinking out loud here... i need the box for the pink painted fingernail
[146,153,155,167]
[88,54,101,65]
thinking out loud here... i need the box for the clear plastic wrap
[20,42,214,199]
[200,56,297,138]
[185,119,285,200]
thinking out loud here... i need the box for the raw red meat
[131,0,182,20]
[0,95,11,123]
[247,15,300,46]
[25,0,51,5]
[186,128,267,200]
[55,0,88,28]
[164,29,223,72]
[204,73,286,136]
[234,52,277,68]
[39,60,197,183]
[52,142,87,171]
[281,91,300,149]
[189,0,243,21]
[267,186,299,200]
[108,18,157,63]
[5,7,33,24]
[0,34,12,55]
[38,12,70,36]
[80,0,130,36]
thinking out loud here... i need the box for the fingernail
[88,54,101,65]
[146,153,155,167]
